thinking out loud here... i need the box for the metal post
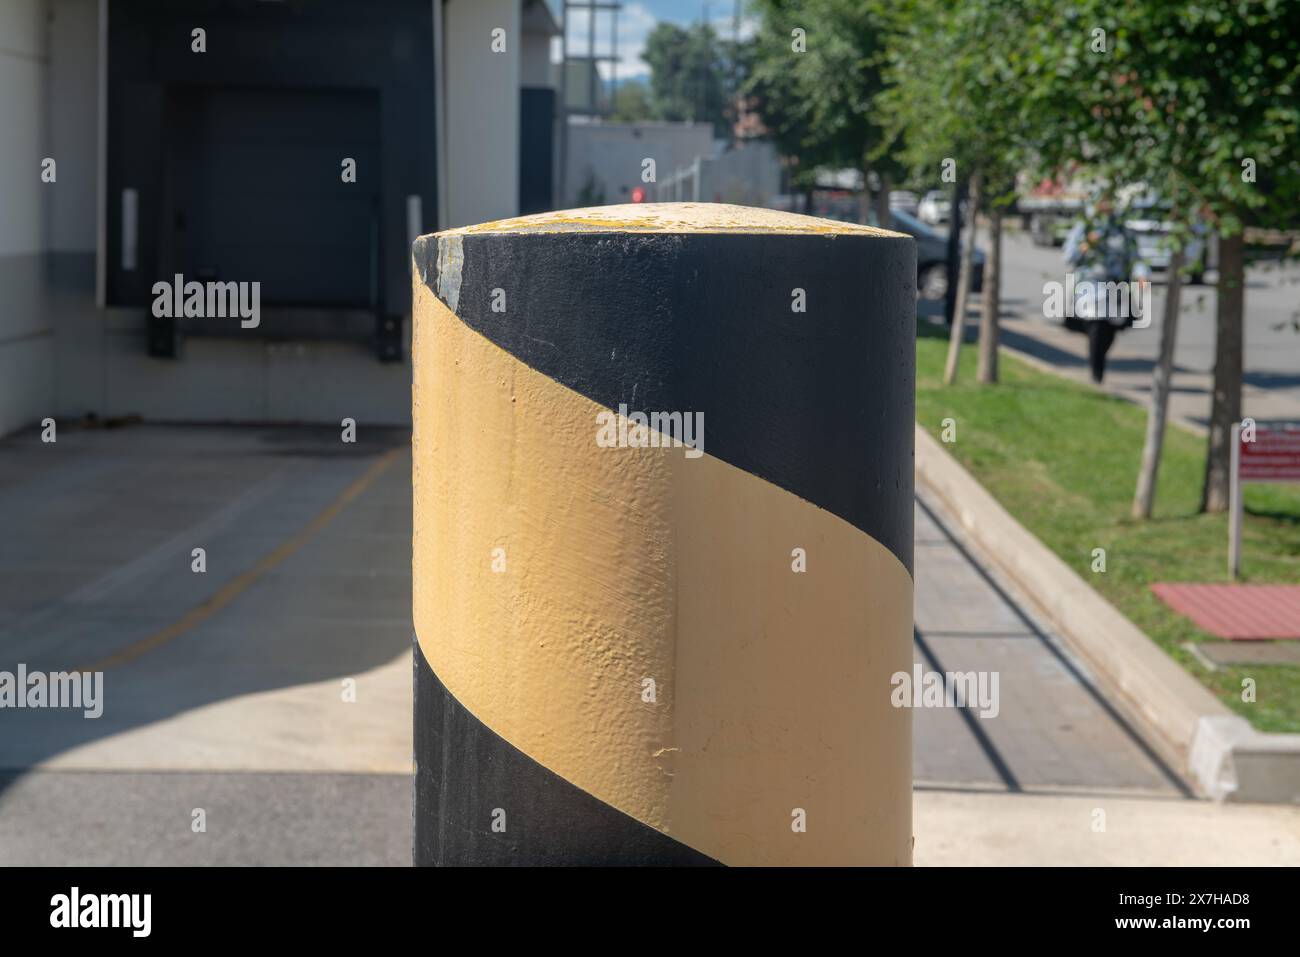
[587,1,596,116]
[411,203,916,865]
[558,1,569,207]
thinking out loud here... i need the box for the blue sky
[558,1,757,82]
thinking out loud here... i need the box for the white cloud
[731,14,761,42]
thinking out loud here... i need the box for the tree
[739,25,827,196]
[945,173,982,385]
[1188,0,1300,510]
[609,81,654,123]
[746,0,899,225]
[1133,246,1184,518]
[878,0,1032,384]
[1018,0,1300,516]
[1010,3,1204,518]
[642,22,733,137]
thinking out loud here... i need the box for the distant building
[563,121,718,208]
[654,142,783,209]
[0,0,561,434]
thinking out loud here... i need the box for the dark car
[871,207,985,299]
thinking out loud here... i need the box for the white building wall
[520,31,550,87]
[673,141,782,208]
[564,121,716,207]
[47,0,97,255]
[48,0,104,422]
[1,0,539,435]
[25,0,422,432]
[443,0,521,227]
[0,0,55,436]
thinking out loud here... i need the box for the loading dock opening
[104,0,437,361]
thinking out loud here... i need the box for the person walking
[1062,195,1149,383]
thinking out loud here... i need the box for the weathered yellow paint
[412,279,913,865]
[445,201,904,238]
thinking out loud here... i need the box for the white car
[917,190,952,225]
[888,190,919,217]
[1126,210,1212,284]
[1119,188,1214,284]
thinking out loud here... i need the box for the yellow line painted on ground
[79,448,401,672]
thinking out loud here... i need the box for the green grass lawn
[916,325,1300,733]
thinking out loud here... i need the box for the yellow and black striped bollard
[412,203,915,865]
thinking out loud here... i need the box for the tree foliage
[642,22,735,136]
[745,0,1300,512]
[877,0,1033,205]
[608,80,654,123]
[745,0,902,191]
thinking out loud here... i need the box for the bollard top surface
[432,202,906,239]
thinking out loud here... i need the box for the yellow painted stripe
[79,448,400,672]
[413,282,913,865]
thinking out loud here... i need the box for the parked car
[1124,195,1213,284]
[1026,206,1080,246]
[889,190,920,217]
[917,189,952,226]
[872,207,984,299]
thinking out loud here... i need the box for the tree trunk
[976,206,1002,384]
[1201,231,1246,512]
[1132,246,1185,519]
[944,172,981,386]
[859,148,873,225]
[876,171,892,231]
[944,178,968,325]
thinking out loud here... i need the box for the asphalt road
[992,228,1300,427]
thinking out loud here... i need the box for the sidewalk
[911,473,1300,866]
[912,490,1184,796]
[915,788,1300,866]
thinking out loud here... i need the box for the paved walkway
[913,485,1300,865]
[1,422,1294,865]
[912,489,1185,797]
[915,789,1300,866]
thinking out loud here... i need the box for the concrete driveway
[0,423,412,865]
[1,420,1291,865]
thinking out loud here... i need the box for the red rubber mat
[1151,583,1300,640]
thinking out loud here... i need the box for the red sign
[1240,425,1300,482]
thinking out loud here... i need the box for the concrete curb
[914,423,1300,804]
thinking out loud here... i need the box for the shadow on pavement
[0,423,413,803]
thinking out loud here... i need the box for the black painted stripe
[413,637,720,867]
[414,230,916,574]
